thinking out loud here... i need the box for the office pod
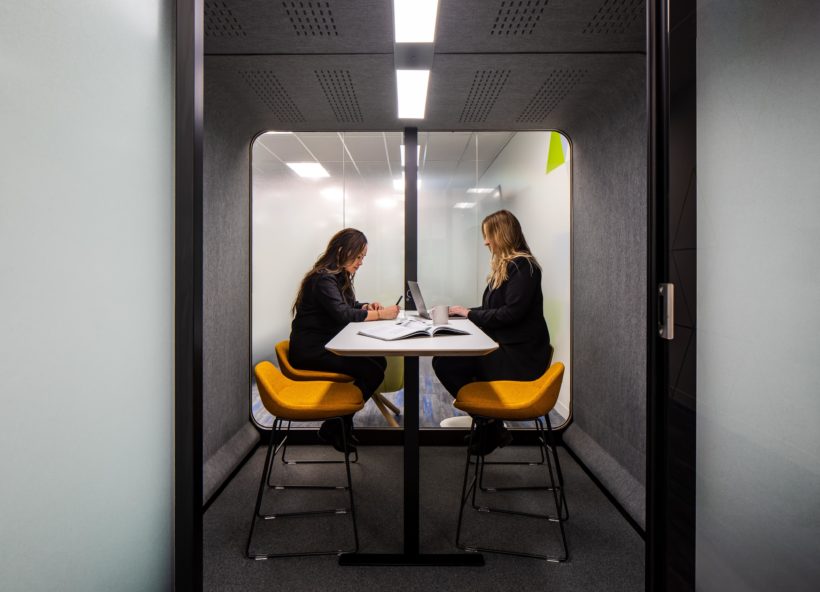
[202,1,645,590]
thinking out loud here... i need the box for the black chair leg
[455,419,481,552]
[246,416,359,559]
[279,420,358,465]
[455,416,570,561]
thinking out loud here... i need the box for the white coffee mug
[431,305,449,325]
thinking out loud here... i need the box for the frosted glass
[252,132,404,366]
[0,2,173,590]
[697,1,820,589]
[418,132,572,419]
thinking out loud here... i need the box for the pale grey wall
[562,55,648,527]
[697,1,820,589]
[202,75,259,502]
[0,2,173,589]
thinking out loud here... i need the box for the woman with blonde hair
[290,228,399,452]
[433,210,551,455]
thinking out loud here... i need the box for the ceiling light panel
[393,0,439,42]
[396,69,430,119]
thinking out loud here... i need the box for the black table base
[339,553,485,567]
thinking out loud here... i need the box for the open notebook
[357,318,469,341]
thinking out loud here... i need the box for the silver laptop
[407,280,457,320]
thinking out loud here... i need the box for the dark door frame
[175,1,204,590]
[175,0,695,589]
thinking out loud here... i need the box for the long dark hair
[292,228,368,315]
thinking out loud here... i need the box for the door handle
[659,283,674,340]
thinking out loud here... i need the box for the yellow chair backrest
[274,339,353,382]
[531,362,564,417]
[254,360,293,416]
[379,357,404,393]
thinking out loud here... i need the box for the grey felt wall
[202,79,259,503]
[562,55,648,528]
[201,51,650,516]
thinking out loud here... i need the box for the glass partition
[418,131,572,428]
[251,131,405,426]
[251,130,571,429]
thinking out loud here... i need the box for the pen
[395,295,403,306]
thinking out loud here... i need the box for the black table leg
[339,356,484,567]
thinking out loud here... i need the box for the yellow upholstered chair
[453,362,569,562]
[275,340,402,427]
[246,361,363,559]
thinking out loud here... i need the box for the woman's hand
[365,304,400,321]
[448,305,470,317]
[366,302,385,311]
[378,305,400,319]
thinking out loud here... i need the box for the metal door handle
[659,283,674,340]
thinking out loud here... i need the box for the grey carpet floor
[204,445,644,591]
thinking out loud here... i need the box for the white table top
[325,317,498,357]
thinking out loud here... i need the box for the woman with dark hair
[289,228,399,452]
[433,210,551,455]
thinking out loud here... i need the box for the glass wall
[251,131,405,425]
[252,130,571,428]
[418,131,572,425]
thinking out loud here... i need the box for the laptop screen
[406,280,431,319]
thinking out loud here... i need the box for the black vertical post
[175,0,204,590]
[403,127,419,555]
[647,0,669,590]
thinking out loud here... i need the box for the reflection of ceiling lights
[400,145,421,166]
[264,131,292,135]
[286,162,330,178]
[466,187,495,194]
[320,187,343,201]
[396,70,430,119]
[453,202,476,209]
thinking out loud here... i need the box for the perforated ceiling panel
[517,69,587,123]
[283,1,338,37]
[239,70,305,122]
[583,0,644,35]
[205,0,247,37]
[315,69,363,123]
[204,0,646,132]
[460,70,511,123]
[490,0,548,36]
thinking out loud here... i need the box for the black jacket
[467,257,551,381]
[289,272,367,361]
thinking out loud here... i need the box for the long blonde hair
[482,210,539,289]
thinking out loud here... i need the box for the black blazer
[467,257,551,381]
[289,272,367,362]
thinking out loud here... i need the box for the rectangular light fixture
[453,202,476,209]
[400,145,422,166]
[397,69,430,119]
[466,187,495,194]
[393,0,439,43]
[286,162,330,178]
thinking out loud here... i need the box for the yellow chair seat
[454,362,565,421]
[255,361,364,421]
